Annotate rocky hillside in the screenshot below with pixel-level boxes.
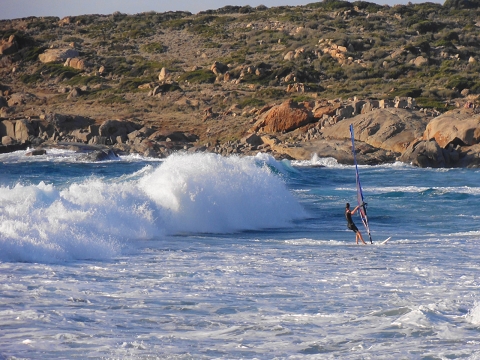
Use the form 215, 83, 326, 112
1, 0, 480, 166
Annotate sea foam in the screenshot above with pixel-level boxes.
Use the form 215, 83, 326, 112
0, 153, 306, 263
139, 152, 306, 234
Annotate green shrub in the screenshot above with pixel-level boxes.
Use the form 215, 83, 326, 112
66, 75, 105, 87
26, 17, 59, 31
434, 39, 455, 48
256, 88, 286, 100
20, 73, 43, 84
63, 36, 84, 44
34, 63, 82, 80
351, 1, 383, 12
140, 42, 165, 54
178, 69, 216, 84
416, 97, 452, 110
118, 78, 152, 91
239, 97, 266, 108
98, 95, 128, 105
102, 57, 131, 76
162, 18, 192, 30
389, 88, 423, 98
19, 46, 46, 63
445, 76, 474, 91
307, 0, 353, 11
413, 21, 446, 34
157, 83, 183, 92
219, 49, 248, 65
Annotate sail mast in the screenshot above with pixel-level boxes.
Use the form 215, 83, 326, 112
349, 124, 373, 244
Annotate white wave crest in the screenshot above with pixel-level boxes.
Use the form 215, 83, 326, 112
139, 153, 306, 234
466, 302, 480, 325
0, 153, 306, 263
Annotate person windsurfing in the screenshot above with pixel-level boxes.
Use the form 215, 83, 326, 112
345, 202, 367, 245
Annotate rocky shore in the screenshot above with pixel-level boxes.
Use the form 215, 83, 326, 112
1, 96, 480, 167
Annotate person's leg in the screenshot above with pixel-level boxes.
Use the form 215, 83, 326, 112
358, 231, 366, 245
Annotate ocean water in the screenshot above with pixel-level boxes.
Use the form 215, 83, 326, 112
1, 149, 480, 359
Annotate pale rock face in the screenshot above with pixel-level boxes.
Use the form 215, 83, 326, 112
39, 49, 80, 63
0, 40, 18, 55
1, 136, 15, 146
423, 109, 480, 148
158, 67, 169, 81
14, 119, 34, 142
283, 51, 295, 61
64, 58, 88, 70
321, 108, 429, 153
412, 56, 428, 67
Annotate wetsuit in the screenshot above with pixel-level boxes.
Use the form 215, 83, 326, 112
345, 209, 359, 233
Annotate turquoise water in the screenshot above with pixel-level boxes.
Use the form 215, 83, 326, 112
1, 150, 480, 358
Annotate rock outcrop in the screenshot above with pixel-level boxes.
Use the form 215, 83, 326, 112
64, 58, 89, 70
98, 119, 140, 141
398, 140, 448, 167
321, 108, 429, 153
39, 49, 79, 63
158, 67, 170, 81
251, 99, 313, 133
0, 35, 18, 55
211, 61, 228, 75
77, 148, 119, 162
45, 113, 94, 132
423, 109, 480, 148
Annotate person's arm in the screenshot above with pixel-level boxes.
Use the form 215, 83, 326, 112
351, 203, 366, 215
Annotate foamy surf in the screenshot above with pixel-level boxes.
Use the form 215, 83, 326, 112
0, 153, 306, 263
139, 153, 306, 234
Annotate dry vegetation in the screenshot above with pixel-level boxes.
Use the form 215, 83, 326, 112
1, 0, 480, 145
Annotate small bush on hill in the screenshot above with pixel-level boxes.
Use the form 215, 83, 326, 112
178, 69, 216, 84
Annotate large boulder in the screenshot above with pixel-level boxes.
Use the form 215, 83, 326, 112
64, 58, 89, 70
242, 133, 263, 146
0, 120, 15, 138
147, 131, 198, 143
423, 109, 480, 148
77, 149, 119, 162
45, 113, 94, 132
99, 119, 139, 139
0, 40, 18, 55
39, 49, 79, 63
398, 140, 447, 168
15, 119, 35, 142
457, 144, 480, 168
2, 136, 15, 146
412, 56, 428, 67
158, 67, 169, 81
71, 128, 93, 143
251, 100, 314, 133
264, 137, 396, 164
321, 108, 429, 153
313, 102, 341, 119
211, 61, 228, 75
7, 93, 25, 107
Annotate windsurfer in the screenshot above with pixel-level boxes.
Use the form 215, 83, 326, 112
345, 203, 367, 245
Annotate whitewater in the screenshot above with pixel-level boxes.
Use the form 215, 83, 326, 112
1, 150, 480, 359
